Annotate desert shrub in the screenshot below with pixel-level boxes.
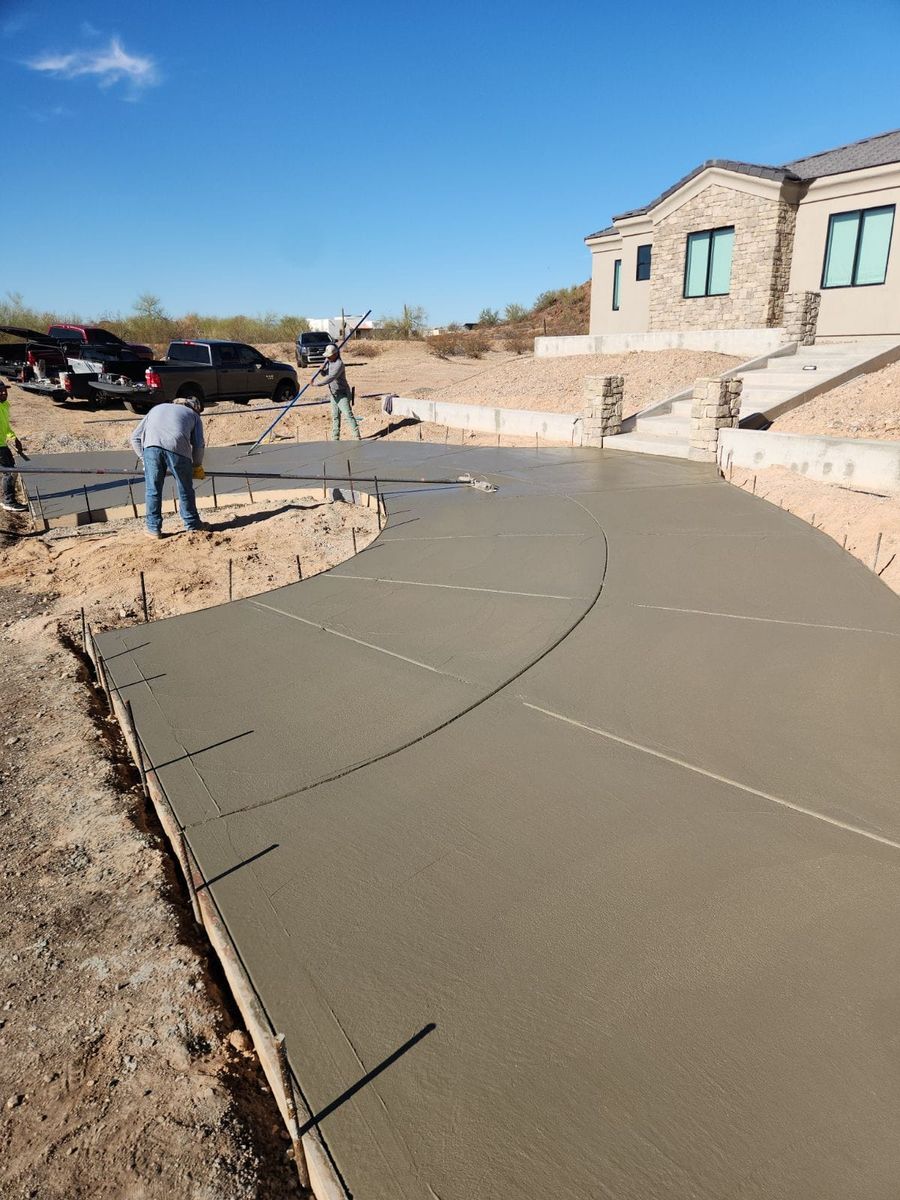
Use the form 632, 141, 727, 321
504, 303, 527, 323
344, 339, 383, 358
503, 330, 533, 355
478, 307, 499, 327
464, 331, 491, 358
425, 332, 460, 358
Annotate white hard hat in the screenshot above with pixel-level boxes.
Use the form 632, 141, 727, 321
324, 343, 338, 357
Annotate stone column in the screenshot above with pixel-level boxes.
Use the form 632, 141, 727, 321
581, 375, 624, 445
689, 377, 743, 462
782, 291, 820, 345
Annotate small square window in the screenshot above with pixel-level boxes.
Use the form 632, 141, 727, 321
612, 259, 621, 311
636, 244, 652, 281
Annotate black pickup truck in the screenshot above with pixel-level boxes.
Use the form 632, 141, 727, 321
0, 326, 68, 379
91, 339, 298, 412
1, 325, 151, 404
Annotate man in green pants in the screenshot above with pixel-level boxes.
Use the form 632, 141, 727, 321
314, 343, 360, 441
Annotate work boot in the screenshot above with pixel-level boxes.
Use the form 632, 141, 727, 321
2, 500, 28, 513
144, 529, 162, 540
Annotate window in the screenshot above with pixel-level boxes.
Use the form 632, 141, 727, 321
612, 259, 621, 311
168, 343, 211, 363
636, 244, 652, 281
822, 205, 894, 288
683, 226, 734, 298
236, 345, 264, 365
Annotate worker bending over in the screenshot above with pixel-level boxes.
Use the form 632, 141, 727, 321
130, 397, 207, 539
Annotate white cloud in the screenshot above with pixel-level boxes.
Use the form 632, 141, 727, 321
27, 36, 158, 91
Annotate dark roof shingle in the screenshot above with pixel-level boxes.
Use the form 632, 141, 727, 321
585, 127, 900, 242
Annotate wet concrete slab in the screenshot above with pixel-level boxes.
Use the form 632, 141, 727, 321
86, 441, 900, 1199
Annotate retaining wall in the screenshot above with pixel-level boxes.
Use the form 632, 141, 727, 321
718, 427, 900, 495
389, 395, 581, 444
534, 329, 789, 359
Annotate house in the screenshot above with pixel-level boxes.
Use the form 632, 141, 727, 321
308, 316, 375, 340
585, 128, 900, 342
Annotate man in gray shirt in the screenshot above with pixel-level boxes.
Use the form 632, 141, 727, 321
130, 397, 206, 538
312, 343, 360, 440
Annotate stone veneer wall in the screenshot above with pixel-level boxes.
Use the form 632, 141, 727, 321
648, 183, 798, 332
782, 291, 821, 345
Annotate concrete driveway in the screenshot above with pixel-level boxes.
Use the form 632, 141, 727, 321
72, 439, 900, 1199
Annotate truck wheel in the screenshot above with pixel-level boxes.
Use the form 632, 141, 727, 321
273, 380, 296, 406
176, 385, 204, 410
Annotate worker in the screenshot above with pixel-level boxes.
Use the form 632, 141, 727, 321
0, 380, 28, 514
313, 343, 360, 441
130, 397, 207, 539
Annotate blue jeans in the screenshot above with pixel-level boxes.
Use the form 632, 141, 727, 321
143, 446, 201, 533
330, 393, 360, 440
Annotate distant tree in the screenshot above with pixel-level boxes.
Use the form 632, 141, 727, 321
504, 303, 527, 323
133, 293, 168, 320
378, 304, 428, 339
478, 307, 499, 326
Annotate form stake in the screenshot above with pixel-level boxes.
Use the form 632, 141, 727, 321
82, 485, 93, 523
245, 475, 254, 504
139, 571, 149, 623
346, 459, 356, 504
211, 475, 218, 509
351, 527, 357, 554
374, 476, 382, 530
80, 607, 87, 654
751, 474, 757, 495
322, 461, 326, 501
127, 478, 138, 520
35, 485, 48, 531
228, 558, 233, 602
872, 531, 883, 571
296, 555, 302, 581
273, 1033, 310, 1189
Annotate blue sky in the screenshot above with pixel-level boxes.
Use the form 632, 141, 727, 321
2, 0, 899, 325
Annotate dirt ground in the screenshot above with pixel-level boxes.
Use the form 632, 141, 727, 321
0, 501, 376, 1200
772, 357, 900, 441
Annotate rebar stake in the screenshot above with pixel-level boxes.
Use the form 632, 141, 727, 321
228, 558, 233, 602
139, 571, 149, 623
351, 527, 358, 555
346, 459, 355, 504
35, 484, 48, 532
273, 1033, 310, 1189
80, 607, 87, 654
873, 531, 883, 571
211, 475, 218, 509
82, 485, 93, 523
374, 476, 382, 531
752, 474, 757, 495
127, 479, 138, 520
322, 461, 326, 501
296, 555, 302, 581
245, 475, 254, 504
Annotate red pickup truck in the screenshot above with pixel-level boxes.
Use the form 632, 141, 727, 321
48, 324, 153, 361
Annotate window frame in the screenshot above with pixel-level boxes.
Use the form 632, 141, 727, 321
636, 244, 652, 282
820, 204, 895, 290
682, 225, 735, 299
612, 258, 622, 311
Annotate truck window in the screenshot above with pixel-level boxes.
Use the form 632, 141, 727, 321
85, 328, 125, 345
168, 342, 213, 364
235, 345, 263, 365
216, 345, 240, 364
49, 326, 81, 342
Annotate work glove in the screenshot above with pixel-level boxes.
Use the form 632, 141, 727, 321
193, 465, 206, 481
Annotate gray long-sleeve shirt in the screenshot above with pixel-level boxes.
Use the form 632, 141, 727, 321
312, 356, 351, 399
130, 403, 205, 466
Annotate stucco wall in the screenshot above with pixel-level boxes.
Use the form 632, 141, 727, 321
789, 164, 900, 338
648, 183, 795, 331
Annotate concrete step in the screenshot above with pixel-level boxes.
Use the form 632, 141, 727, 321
634, 414, 692, 438
607, 431, 690, 459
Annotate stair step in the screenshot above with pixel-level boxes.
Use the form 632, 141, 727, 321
635, 415, 691, 437
608, 432, 690, 459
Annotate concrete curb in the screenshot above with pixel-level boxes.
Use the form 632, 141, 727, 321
718, 427, 900, 495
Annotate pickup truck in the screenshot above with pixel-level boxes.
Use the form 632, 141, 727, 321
91, 339, 298, 412
0, 326, 68, 379
296, 330, 335, 368
48, 324, 153, 361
